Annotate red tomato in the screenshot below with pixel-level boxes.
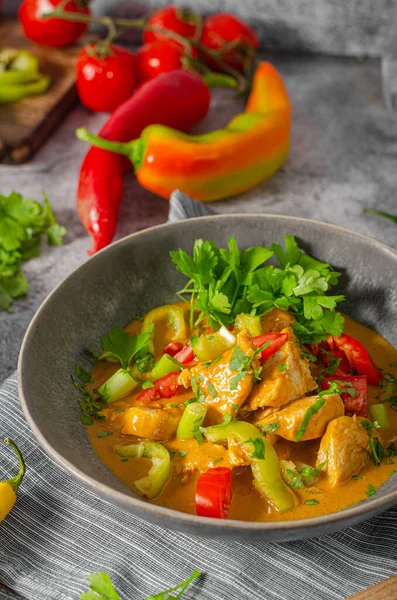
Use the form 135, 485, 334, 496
136, 372, 181, 404
19, 0, 89, 47
201, 13, 259, 71
143, 5, 198, 46
162, 342, 184, 357
76, 44, 136, 113
136, 40, 192, 83
196, 468, 232, 519
252, 332, 288, 364
174, 342, 195, 364
321, 375, 368, 417
331, 334, 382, 386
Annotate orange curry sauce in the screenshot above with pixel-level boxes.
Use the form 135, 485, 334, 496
86, 310, 397, 522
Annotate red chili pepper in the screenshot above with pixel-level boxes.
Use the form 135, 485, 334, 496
174, 342, 195, 364
162, 342, 184, 357
77, 70, 211, 254
195, 467, 232, 519
331, 334, 382, 386
136, 372, 181, 404
252, 332, 289, 364
321, 375, 368, 417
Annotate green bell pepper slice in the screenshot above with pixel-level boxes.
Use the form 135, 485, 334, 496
204, 421, 296, 512
0, 74, 51, 104
141, 305, 188, 354
151, 353, 182, 379
234, 314, 263, 337
193, 326, 236, 361
98, 368, 139, 403
0, 48, 39, 85
115, 441, 171, 499
177, 402, 207, 440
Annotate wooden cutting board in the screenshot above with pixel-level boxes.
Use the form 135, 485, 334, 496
0, 17, 97, 164
346, 574, 397, 599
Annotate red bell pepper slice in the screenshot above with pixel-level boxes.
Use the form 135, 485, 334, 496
136, 372, 181, 404
321, 375, 368, 416
195, 467, 233, 519
331, 334, 382, 386
162, 342, 184, 357
174, 342, 195, 364
252, 332, 288, 364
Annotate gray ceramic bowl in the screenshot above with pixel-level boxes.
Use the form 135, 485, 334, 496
18, 215, 397, 542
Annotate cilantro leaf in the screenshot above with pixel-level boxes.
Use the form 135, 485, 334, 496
101, 327, 152, 369
362, 420, 386, 466
295, 397, 325, 441
244, 436, 265, 459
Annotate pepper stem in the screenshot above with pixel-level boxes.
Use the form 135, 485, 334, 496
4, 438, 26, 494
75, 128, 143, 169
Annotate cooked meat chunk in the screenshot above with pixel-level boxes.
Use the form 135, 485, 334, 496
122, 406, 182, 440
244, 327, 317, 411
174, 443, 231, 475
261, 308, 296, 333
316, 416, 370, 486
179, 330, 258, 425
256, 393, 345, 442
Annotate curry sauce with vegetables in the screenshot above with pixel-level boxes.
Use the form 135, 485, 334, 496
74, 236, 397, 521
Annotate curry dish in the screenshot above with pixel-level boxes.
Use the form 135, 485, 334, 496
74, 236, 397, 521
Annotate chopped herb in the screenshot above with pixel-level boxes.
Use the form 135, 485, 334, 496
213, 456, 222, 463
244, 437, 265, 460
366, 484, 376, 497
295, 397, 325, 441
260, 422, 280, 434
299, 458, 328, 479
75, 365, 93, 384
232, 403, 240, 412
141, 380, 155, 389
191, 375, 206, 403
100, 327, 152, 370
178, 450, 188, 457
352, 475, 362, 480
286, 468, 304, 489
388, 443, 397, 459
87, 347, 101, 360
365, 208, 397, 224
389, 362, 397, 367
362, 420, 386, 466
217, 413, 232, 428
170, 235, 344, 343
391, 470, 396, 476
97, 431, 113, 438
322, 356, 342, 375
114, 409, 124, 414
300, 350, 317, 363
133, 313, 143, 321
207, 383, 217, 398
383, 373, 396, 383
135, 351, 156, 374
230, 371, 247, 390
183, 397, 196, 408
169, 403, 182, 409
120, 457, 128, 463
72, 373, 104, 425
168, 450, 176, 459
229, 346, 251, 372
305, 499, 320, 506
278, 363, 288, 372
204, 354, 223, 368
197, 374, 204, 383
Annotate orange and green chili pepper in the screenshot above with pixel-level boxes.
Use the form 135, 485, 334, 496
0, 438, 26, 522
76, 61, 291, 202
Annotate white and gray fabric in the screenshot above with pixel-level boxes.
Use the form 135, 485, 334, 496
1, 193, 397, 600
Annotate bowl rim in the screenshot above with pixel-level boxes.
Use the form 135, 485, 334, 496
18, 213, 397, 533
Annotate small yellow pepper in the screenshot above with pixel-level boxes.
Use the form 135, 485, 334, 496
0, 438, 26, 522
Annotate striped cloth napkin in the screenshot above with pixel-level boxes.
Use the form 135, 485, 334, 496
1, 191, 397, 600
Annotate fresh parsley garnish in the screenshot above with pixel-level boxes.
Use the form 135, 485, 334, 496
244, 437, 265, 459
389, 362, 397, 367
278, 363, 288, 372
295, 397, 325, 441
72, 370, 104, 425
141, 380, 155, 389
299, 458, 328, 480
213, 456, 222, 463
171, 235, 345, 343
135, 351, 156, 374
305, 499, 319, 506
259, 422, 280, 434
207, 382, 217, 398
383, 373, 396, 383
230, 371, 247, 390
286, 468, 304, 489
178, 450, 188, 457
0, 191, 65, 312
388, 443, 397, 459
101, 327, 152, 370
364, 208, 397, 224
362, 420, 386, 466
75, 365, 93, 384
97, 431, 113, 438
352, 475, 362, 480
366, 484, 376, 497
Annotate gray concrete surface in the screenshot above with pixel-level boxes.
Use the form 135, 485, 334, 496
1, 54, 397, 382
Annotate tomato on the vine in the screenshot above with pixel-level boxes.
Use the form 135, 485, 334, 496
136, 40, 197, 83
143, 5, 199, 47
201, 13, 259, 71
19, 0, 90, 48
76, 44, 136, 113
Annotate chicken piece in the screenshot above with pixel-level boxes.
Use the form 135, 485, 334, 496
227, 437, 250, 467
316, 416, 370, 486
255, 393, 345, 442
244, 327, 317, 411
122, 406, 182, 441
179, 330, 258, 425
261, 308, 296, 333
174, 443, 229, 475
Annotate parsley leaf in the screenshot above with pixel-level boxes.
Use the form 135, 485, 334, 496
207, 382, 217, 398
259, 422, 280, 434
295, 397, 325, 441
230, 371, 247, 390
101, 327, 152, 370
305, 499, 320, 506
286, 468, 304, 489
80, 572, 120, 600
362, 420, 386, 466
244, 437, 265, 459
366, 484, 376, 497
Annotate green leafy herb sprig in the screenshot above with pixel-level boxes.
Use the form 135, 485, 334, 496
0, 191, 66, 311
80, 569, 201, 600
171, 235, 345, 344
